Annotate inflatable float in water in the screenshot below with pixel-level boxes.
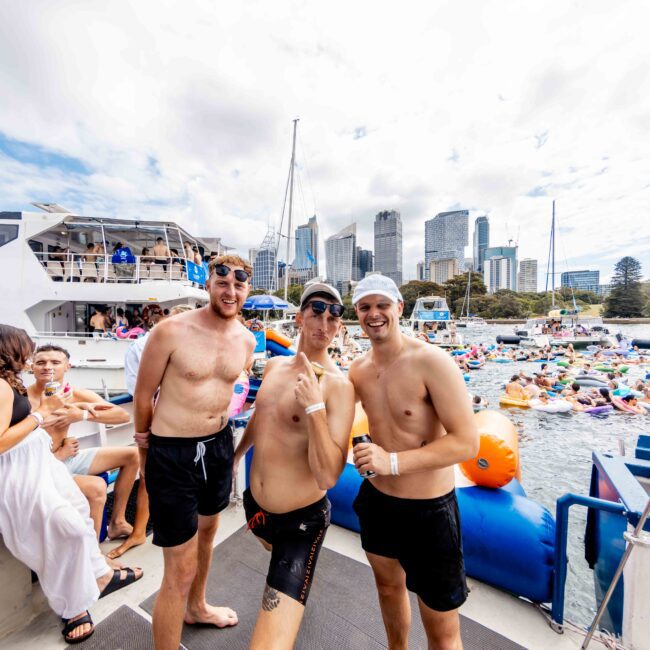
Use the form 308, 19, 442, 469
530, 399, 573, 413
498, 395, 530, 409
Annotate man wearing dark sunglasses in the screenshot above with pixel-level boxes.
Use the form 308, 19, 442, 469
134, 254, 256, 649
349, 274, 479, 650
235, 282, 355, 650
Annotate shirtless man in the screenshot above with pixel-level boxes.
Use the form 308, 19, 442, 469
152, 236, 171, 270
505, 374, 528, 400
234, 283, 355, 650
348, 274, 479, 650
27, 345, 137, 540
134, 254, 256, 650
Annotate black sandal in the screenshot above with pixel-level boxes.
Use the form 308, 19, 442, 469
99, 567, 142, 599
62, 611, 94, 644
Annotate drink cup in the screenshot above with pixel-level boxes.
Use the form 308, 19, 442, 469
352, 434, 376, 478
44, 380, 62, 397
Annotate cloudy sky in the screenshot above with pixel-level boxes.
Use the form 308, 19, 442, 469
1, 0, 649, 286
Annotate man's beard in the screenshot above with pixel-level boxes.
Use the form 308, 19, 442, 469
209, 296, 239, 319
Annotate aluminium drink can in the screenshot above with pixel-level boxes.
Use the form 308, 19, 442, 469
44, 380, 61, 397
352, 434, 376, 478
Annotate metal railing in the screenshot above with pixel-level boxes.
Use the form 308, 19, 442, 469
34, 251, 195, 284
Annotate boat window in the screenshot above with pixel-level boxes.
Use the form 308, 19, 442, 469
0, 224, 18, 248
28, 239, 43, 253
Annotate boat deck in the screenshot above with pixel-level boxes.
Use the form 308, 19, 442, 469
1, 504, 591, 650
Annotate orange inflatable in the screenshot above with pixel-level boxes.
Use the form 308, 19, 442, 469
265, 328, 293, 348
460, 410, 521, 488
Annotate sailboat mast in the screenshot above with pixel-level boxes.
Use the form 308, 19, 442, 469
551, 200, 556, 309
284, 118, 299, 301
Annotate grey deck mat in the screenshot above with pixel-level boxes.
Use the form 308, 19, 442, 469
140, 525, 527, 650
76, 605, 153, 650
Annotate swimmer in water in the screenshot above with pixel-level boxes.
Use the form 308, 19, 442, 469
234, 283, 355, 650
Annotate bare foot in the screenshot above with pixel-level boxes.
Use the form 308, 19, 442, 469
63, 611, 93, 642
107, 521, 134, 540
104, 554, 124, 570
184, 604, 238, 628
106, 533, 146, 559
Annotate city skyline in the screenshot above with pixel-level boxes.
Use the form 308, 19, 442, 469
1, 3, 648, 286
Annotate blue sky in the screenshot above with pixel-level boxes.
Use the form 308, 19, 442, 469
1, 0, 649, 286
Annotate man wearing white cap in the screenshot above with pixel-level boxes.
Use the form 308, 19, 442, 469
349, 274, 479, 650
234, 282, 355, 650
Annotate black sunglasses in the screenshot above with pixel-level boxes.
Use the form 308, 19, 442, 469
306, 300, 345, 318
213, 264, 249, 282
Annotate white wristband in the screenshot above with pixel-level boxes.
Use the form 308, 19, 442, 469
30, 411, 44, 427
81, 410, 89, 421
305, 402, 326, 415
390, 452, 400, 476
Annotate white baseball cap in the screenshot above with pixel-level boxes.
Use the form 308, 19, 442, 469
352, 274, 403, 306
300, 282, 343, 308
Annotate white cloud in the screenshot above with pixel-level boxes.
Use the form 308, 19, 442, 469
0, 0, 649, 285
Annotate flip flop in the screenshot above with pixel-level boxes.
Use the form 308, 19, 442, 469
99, 567, 143, 599
62, 611, 94, 644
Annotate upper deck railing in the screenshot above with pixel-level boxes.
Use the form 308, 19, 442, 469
34, 252, 203, 285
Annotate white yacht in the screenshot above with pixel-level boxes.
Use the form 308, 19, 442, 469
409, 295, 463, 347
0, 203, 225, 393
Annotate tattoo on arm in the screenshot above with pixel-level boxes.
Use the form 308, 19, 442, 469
262, 584, 280, 611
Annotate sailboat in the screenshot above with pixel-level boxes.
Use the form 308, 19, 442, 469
457, 270, 487, 328
512, 201, 616, 348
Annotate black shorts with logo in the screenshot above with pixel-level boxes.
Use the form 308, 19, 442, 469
353, 480, 468, 612
243, 488, 331, 605
146, 425, 233, 547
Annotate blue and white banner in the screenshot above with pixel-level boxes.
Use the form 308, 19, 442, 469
187, 260, 207, 284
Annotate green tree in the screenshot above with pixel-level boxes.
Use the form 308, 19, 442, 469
442, 272, 487, 316
398, 281, 445, 318
273, 284, 303, 306
604, 257, 646, 317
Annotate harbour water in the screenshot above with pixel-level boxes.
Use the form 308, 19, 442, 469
349, 322, 650, 627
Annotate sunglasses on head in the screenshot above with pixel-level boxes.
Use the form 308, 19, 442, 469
213, 264, 249, 282
305, 300, 345, 318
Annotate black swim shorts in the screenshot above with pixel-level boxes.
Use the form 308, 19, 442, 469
353, 480, 468, 612
243, 488, 330, 605
146, 425, 233, 547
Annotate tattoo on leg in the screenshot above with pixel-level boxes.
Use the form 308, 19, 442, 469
262, 584, 280, 611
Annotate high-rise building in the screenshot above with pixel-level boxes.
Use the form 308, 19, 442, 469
251, 230, 277, 291
483, 246, 518, 293
356, 248, 374, 279
325, 224, 357, 294
374, 210, 403, 286
518, 258, 538, 293
293, 215, 319, 285
429, 258, 459, 285
248, 248, 259, 266
416, 261, 425, 281
424, 210, 469, 279
560, 270, 600, 293
473, 216, 489, 273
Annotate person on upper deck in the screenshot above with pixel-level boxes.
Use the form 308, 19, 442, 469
348, 275, 479, 650
234, 282, 355, 650
152, 237, 171, 270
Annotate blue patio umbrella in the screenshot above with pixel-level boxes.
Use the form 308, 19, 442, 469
242, 294, 289, 310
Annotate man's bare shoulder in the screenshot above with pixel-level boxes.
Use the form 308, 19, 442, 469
70, 386, 106, 404
348, 351, 371, 379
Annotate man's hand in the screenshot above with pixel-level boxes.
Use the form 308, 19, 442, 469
54, 437, 79, 460
38, 390, 72, 415
43, 404, 86, 429
78, 403, 112, 418
353, 442, 391, 476
294, 353, 323, 410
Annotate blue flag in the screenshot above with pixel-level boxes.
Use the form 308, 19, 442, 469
306, 249, 316, 267
187, 261, 206, 284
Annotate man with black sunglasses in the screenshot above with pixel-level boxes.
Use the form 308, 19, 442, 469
235, 282, 355, 650
134, 254, 256, 650
349, 274, 479, 650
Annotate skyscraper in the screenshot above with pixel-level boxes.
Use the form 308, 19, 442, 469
429, 258, 460, 284
473, 216, 489, 273
416, 261, 425, 281
560, 270, 600, 293
248, 248, 259, 266
424, 210, 469, 279
325, 224, 356, 294
252, 229, 277, 291
518, 259, 538, 293
483, 246, 518, 293
374, 210, 403, 286
292, 215, 319, 285
356, 248, 374, 279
